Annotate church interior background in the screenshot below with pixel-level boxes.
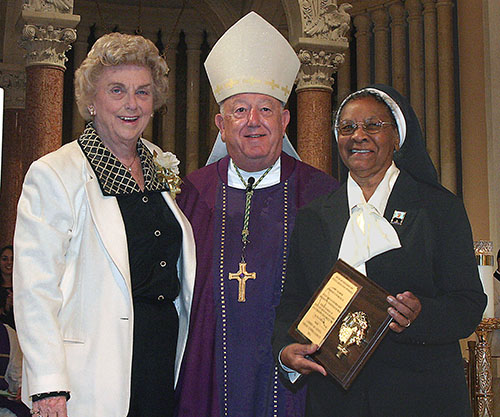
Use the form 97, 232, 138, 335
1, 0, 500, 414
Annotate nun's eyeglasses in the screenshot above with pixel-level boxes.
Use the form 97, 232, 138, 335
336, 119, 395, 136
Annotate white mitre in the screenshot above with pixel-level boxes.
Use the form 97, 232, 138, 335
204, 11, 300, 104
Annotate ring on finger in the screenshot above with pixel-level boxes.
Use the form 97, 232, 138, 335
405, 319, 411, 328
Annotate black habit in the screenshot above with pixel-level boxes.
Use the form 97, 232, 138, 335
273, 85, 486, 417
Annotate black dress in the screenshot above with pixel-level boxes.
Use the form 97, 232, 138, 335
118, 191, 182, 417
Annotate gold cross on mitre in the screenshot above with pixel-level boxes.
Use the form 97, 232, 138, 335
229, 263, 256, 302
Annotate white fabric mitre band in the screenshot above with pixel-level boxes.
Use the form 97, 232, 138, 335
204, 11, 300, 104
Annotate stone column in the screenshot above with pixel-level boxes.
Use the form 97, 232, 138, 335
0, 66, 26, 246
389, 1, 407, 96
19, 4, 80, 169
406, 0, 425, 130
436, 0, 456, 193
71, 28, 89, 140
292, 1, 351, 174
184, 31, 203, 174
336, 32, 352, 105
206, 33, 220, 153
422, 0, 440, 173
296, 49, 345, 174
162, 44, 177, 153
353, 14, 371, 88
371, 7, 390, 85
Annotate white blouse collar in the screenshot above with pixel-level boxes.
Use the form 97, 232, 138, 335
339, 162, 401, 275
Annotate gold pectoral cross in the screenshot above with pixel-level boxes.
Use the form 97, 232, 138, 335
228, 263, 256, 302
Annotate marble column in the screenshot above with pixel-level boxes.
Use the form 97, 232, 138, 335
24, 66, 66, 166
296, 49, 345, 174
371, 7, 390, 85
19, 6, 79, 168
296, 90, 332, 174
0, 67, 26, 246
353, 14, 372, 88
422, 0, 440, 174
389, 1, 407, 97
184, 31, 203, 174
436, 0, 457, 193
162, 44, 177, 153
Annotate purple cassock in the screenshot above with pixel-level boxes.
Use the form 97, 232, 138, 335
175, 152, 339, 417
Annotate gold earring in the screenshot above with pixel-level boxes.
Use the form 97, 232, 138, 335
88, 106, 96, 117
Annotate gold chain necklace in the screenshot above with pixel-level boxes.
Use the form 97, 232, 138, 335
121, 154, 138, 172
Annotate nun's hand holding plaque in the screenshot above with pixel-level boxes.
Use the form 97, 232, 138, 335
288, 259, 393, 390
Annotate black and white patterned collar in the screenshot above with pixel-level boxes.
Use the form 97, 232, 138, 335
78, 123, 168, 196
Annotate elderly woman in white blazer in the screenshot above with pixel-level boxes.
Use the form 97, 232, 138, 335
13, 33, 195, 417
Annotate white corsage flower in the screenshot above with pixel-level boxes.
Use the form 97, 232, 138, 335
153, 150, 182, 197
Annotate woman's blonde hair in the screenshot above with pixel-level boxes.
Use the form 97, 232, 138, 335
75, 32, 169, 120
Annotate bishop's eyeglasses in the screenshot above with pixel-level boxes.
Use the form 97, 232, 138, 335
336, 119, 395, 136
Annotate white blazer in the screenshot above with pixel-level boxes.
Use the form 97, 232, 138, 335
13, 140, 196, 416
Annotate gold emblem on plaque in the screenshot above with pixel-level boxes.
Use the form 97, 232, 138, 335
336, 311, 370, 358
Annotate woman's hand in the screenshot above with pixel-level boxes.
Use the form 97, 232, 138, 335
387, 291, 422, 333
280, 343, 327, 376
31, 396, 67, 417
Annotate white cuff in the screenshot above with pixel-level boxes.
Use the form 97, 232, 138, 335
278, 346, 302, 383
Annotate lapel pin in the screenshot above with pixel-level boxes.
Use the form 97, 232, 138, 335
390, 210, 406, 225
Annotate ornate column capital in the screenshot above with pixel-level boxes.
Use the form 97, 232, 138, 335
293, 0, 352, 92
18, 2, 80, 69
296, 49, 345, 92
0, 65, 27, 109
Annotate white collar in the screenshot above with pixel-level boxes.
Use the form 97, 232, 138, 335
227, 157, 281, 189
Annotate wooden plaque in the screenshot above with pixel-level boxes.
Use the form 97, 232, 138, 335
288, 259, 393, 390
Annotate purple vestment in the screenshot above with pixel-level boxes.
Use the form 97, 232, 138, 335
175, 153, 338, 417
